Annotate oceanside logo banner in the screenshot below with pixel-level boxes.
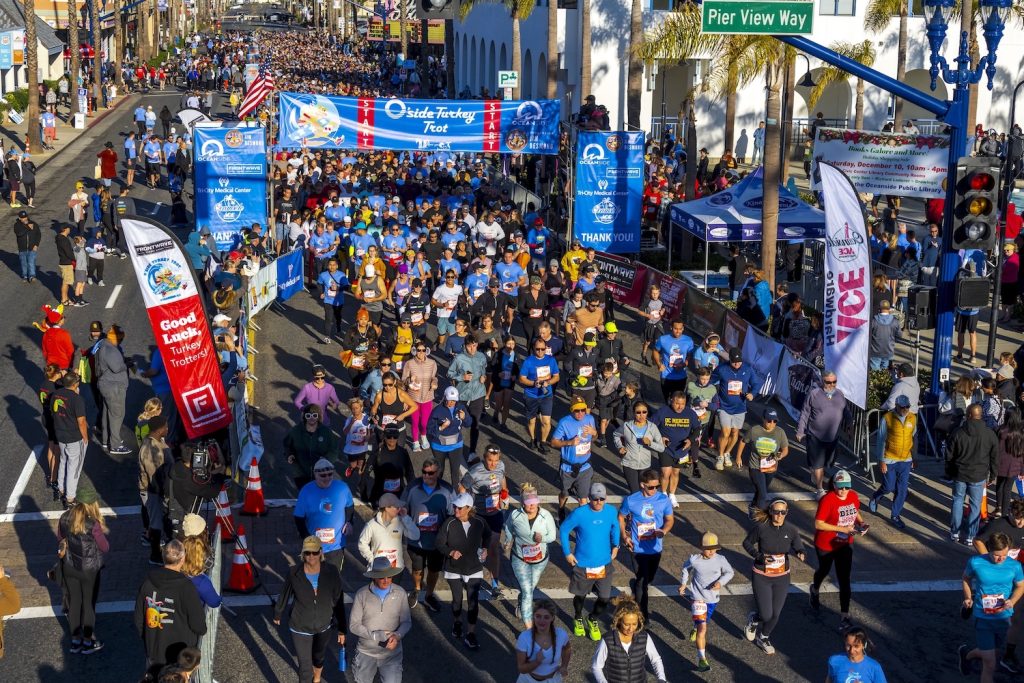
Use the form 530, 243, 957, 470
276, 92, 561, 154
121, 216, 232, 438
573, 131, 645, 254
193, 126, 268, 253
276, 248, 305, 303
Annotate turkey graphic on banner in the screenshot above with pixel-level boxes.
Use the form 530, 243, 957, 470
121, 216, 232, 437
819, 161, 871, 410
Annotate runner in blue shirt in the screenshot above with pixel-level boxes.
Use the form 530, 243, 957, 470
294, 459, 354, 569
711, 348, 755, 471
653, 391, 703, 504
518, 338, 560, 452
652, 319, 694, 401
826, 627, 888, 683
317, 258, 350, 342
550, 397, 599, 522
123, 131, 138, 189
308, 224, 335, 277
959, 533, 1024, 680
559, 482, 619, 640
142, 136, 163, 188
495, 246, 527, 297
526, 218, 551, 272
464, 261, 490, 305
618, 469, 674, 620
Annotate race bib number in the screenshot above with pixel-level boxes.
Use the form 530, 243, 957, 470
548, 287, 562, 297
529, 308, 543, 318
521, 543, 543, 563
759, 457, 777, 473
383, 478, 401, 492
637, 521, 657, 541
764, 553, 786, 576
575, 441, 591, 457
585, 566, 606, 580
691, 600, 708, 620
579, 365, 593, 378
411, 312, 424, 324
315, 528, 336, 545
727, 380, 743, 396
381, 415, 396, 426
376, 547, 399, 568
351, 356, 366, 369
356, 248, 365, 257
536, 366, 551, 381
417, 512, 438, 532
669, 354, 683, 368
444, 300, 456, 311
693, 406, 707, 418
650, 310, 662, 322
982, 594, 1006, 614
503, 281, 515, 292
485, 494, 500, 513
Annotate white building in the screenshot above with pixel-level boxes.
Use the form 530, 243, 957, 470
454, 0, 1024, 156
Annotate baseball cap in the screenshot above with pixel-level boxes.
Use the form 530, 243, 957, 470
452, 492, 474, 508
605, 322, 618, 334
313, 458, 335, 472
729, 348, 743, 362
764, 409, 779, 422
549, 258, 559, 267
212, 313, 231, 324
534, 217, 544, 226
589, 482, 607, 499
89, 320, 103, 333
444, 386, 459, 401
17, 210, 27, 218
378, 493, 401, 508
529, 275, 542, 286
76, 483, 99, 505
701, 532, 721, 550
833, 470, 853, 489
488, 277, 500, 287
301, 536, 323, 554
583, 332, 597, 346
895, 395, 911, 408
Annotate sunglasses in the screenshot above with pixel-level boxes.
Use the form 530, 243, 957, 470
764, 419, 777, 423
770, 509, 788, 515
641, 484, 658, 490
591, 497, 607, 502
572, 408, 587, 414
304, 413, 320, 420
823, 380, 837, 385
635, 410, 648, 415
416, 348, 427, 353
303, 550, 321, 556
383, 382, 395, 387
422, 469, 438, 476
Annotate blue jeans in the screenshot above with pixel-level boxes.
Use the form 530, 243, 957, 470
18, 249, 36, 279
871, 460, 911, 518
869, 356, 891, 371
510, 555, 549, 625
951, 479, 987, 540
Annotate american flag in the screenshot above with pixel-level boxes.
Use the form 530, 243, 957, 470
238, 58, 275, 120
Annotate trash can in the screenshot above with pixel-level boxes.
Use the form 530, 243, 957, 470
73, 113, 85, 129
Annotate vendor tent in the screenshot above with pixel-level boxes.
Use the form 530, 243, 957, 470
669, 167, 826, 242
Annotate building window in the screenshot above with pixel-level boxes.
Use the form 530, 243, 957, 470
819, 0, 856, 15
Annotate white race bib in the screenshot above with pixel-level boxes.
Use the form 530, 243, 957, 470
529, 308, 543, 318
417, 512, 438, 532
315, 528, 336, 545
637, 521, 657, 541
982, 594, 1006, 614
574, 441, 591, 457
521, 543, 543, 563
727, 380, 743, 396
536, 366, 551, 381
764, 553, 786, 575
579, 365, 593, 377
376, 547, 399, 567
691, 600, 708, 617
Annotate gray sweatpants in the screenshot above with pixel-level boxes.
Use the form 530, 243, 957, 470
352, 649, 403, 683
59, 439, 88, 501
98, 383, 127, 449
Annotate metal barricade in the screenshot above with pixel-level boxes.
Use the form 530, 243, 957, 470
845, 402, 941, 487
196, 536, 223, 683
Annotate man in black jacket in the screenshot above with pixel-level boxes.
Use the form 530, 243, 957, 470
947, 404, 1000, 544
165, 447, 228, 538
134, 540, 207, 680
55, 223, 75, 305
13, 210, 40, 282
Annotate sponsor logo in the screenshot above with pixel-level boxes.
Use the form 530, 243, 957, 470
181, 383, 225, 427
504, 128, 528, 152
225, 163, 264, 175
224, 129, 244, 148
708, 192, 734, 207
783, 227, 806, 237
606, 134, 622, 152
215, 193, 245, 223
511, 101, 545, 125
597, 179, 609, 192
579, 143, 606, 164
593, 197, 619, 225
826, 222, 866, 263
709, 227, 729, 239
198, 140, 224, 159
787, 363, 820, 412
133, 239, 174, 257
144, 257, 189, 301
742, 197, 799, 210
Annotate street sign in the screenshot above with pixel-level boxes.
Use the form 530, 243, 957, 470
503, 87, 513, 101
701, 0, 814, 35
498, 70, 518, 89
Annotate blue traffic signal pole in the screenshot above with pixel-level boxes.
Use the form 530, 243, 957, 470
777, 33, 972, 399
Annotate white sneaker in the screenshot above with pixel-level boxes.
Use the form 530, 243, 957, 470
724, 456, 734, 468
420, 435, 429, 450
670, 493, 679, 508
715, 457, 725, 471
816, 488, 827, 500
98, 280, 105, 287
411, 440, 421, 452
744, 612, 759, 642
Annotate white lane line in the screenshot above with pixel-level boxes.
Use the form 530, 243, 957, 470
4, 447, 43, 514
105, 284, 123, 309
0, 491, 819, 523
5, 580, 963, 620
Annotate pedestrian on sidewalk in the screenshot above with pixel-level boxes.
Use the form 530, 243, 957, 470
57, 484, 108, 655
948, 404, 999, 545
71, 235, 89, 306
868, 395, 916, 530
20, 152, 35, 207
13, 209, 39, 282
5, 149, 20, 207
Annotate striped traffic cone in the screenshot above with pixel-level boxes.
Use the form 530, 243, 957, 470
214, 483, 235, 543
240, 457, 267, 516
224, 523, 259, 593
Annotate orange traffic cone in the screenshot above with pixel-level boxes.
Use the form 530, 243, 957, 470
214, 483, 236, 543
240, 457, 267, 516
224, 523, 259, 593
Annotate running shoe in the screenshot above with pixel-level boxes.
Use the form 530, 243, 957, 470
452, 620, 463, 639
755, 636, 775, 655
689, 629, 697, 642
714, 457, 725, 471
692, 467, 702, 479
724, 456, 734, 468
816, 489, 827, 500
697, 656, 711, 672
573, 618, 585, 637
838, 617, 853, 633
958, 644, 970, 675
109, 446, 132, 456
407, 591, 418, 609
587, 617, 601, 641
463, 632, 480, 650
670, 493, 679, 508
69, 639, 82, 654
891, 516, 906, 531
868, 497, 877, 514
420, 435, 429, 450
809, 584, 820, 611
424, 593, 442, 613
80, 640, 104, 655
1000, 654, 1021, 674
744, 612, 759, 642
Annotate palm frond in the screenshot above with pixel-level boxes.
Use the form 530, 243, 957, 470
807, 40, 875, 108
635, 4, 718, 61
863, 0, 902, 33
506, 0, 536, 20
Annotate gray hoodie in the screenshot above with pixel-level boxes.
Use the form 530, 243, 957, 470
680, 552, 735, 604
869, 312, 898, 360
613, 421, 665, 470
94, 338, 128, 389
348, 582, 412, 658
882, 376, 921, 415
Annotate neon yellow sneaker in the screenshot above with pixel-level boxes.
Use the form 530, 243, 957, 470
573, 618, 585, 637
587, 617, 601, 641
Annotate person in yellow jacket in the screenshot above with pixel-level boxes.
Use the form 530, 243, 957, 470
0, 564, 22, 658
561, 240, 587, 285
867, 395, 916, 531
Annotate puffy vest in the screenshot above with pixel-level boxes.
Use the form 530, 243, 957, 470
883, 412, 917, 461
601, 630, 649, 683
58, 513, 103, 572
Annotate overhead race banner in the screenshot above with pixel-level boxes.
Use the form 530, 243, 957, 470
121, 216, 233, 438
193, 126, 268, 253
277, 92, 561, 154
573, 131, 645, 254
820, 161, 871, 409
812, 127, 949, 198
276, 248, 305, 302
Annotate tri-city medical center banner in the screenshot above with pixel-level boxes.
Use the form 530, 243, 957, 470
277, 92, 560, 154
122, 216, 233, 438
574, 131, 645, 254
193, 126, 268, 253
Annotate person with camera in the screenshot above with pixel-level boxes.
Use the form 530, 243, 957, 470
349, 556, 412, 683
165, 441, 228, 540
274, 536, 346, 683
295, 458, 355, 571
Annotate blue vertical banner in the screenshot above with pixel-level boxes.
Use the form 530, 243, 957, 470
193, 127, 268, 253
573, 131, 645, 254
275, 248, 305, 302
0, 32, 13, 71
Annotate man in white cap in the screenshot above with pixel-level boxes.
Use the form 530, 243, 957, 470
358, 493, 420, 577
559, 481, 619, 640
349, 556, 411, 683
294, 458, 354, 570
427, 386, 471, 482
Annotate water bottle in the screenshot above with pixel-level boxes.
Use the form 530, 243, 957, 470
339, 646, 346, 672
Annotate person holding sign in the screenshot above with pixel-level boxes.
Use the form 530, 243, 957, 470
742, 499, 806, 656
736, 409, 790, 519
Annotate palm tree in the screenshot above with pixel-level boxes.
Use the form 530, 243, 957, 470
506, 0, 536, 100
25, 0, 41, 154
807, 40, 876, 130
864, 0, 907, 129
69, 0, 81, 116
113, 0, 123, 87
400, 0, 408, 60
91, 0, 103, 110
580, 0, 591, 101
761, 45, 786, 292
625, 0, 643, 128
546, 0, 556, 99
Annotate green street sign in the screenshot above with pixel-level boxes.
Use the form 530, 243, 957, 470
701, 0, 814, 35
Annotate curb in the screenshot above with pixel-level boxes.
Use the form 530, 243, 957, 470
34, 92, 142, 172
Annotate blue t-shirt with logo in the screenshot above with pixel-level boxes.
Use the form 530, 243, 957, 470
654, 333, 693, 380
622, 491, 673, 554
495, 261, 526, 296
294, 480, 353, 553
552, 414, 595, 471
519, 354, 559, 399
827, 655, 887, 683
965, 554, 1024, 620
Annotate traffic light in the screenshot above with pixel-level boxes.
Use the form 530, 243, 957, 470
418, 0, 455, 19
952, 156, 1001, 251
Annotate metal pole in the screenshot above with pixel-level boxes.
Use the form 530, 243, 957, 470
985, 79, 1024, 366
915, 329, 921, 376
660, 63, 667, 145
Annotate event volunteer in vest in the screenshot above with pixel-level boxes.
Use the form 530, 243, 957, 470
590, 597, 668, 683
294, 459, 354, 570
867, 394, 916, 531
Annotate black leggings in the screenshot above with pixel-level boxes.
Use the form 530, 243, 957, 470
87, 258, 104, 282
448, 577, 482, 625
63, 563, 101, 639
290, 628, 332, 683
322, 301, 343, 336
996, 476, 1017, 518
632, 552, 662, 619
751, 571, 790, 638
622, 467, 644, 495
812, 544, 853, 613
572, 595, 609, 620
465, 397, 484, 453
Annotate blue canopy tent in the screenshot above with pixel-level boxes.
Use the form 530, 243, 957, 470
667, 167, 826, 286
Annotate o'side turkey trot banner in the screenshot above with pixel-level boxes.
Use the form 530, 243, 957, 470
819, 162, 871, 409
121, 216, 233, 438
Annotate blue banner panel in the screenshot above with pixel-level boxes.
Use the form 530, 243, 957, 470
277, 92, 560, 154
573, 131, 645, 254
276, 248, 305, 302
193, 126, 268, 253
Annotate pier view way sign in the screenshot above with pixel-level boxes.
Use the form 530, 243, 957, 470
701, 0, 814, 35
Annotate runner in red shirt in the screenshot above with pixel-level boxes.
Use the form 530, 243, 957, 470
809, 469, 868, 633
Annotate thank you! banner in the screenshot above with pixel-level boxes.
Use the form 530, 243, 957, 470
573, 131, 644, 254
121, 216, 233, 438
820, 162, 871, 409
277, 92, 561, 154
193, 126, 268, 253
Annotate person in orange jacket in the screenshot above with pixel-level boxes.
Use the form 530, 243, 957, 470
41, 305, 75, 370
